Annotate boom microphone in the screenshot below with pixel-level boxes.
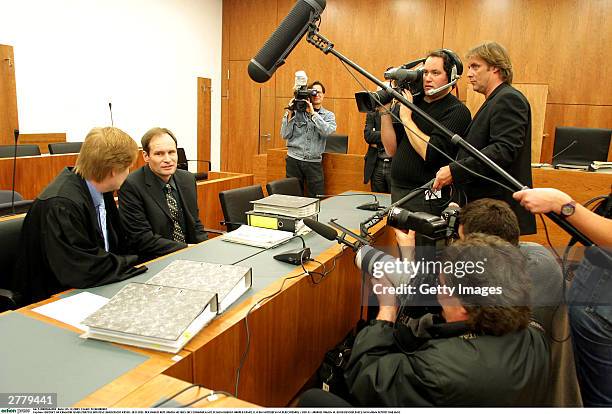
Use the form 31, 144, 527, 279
248, 0, 326, 83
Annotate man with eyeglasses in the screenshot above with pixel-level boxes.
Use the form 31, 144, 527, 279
281, 80, 336, 197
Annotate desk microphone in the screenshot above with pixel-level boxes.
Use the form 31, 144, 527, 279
10, 129, 19, 214
303, 217, 365, 251
315, 193, 384, 211
551, 139, 577, 162
108, 102, 114, 126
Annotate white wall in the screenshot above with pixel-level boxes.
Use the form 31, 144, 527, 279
0, 0, 222, 169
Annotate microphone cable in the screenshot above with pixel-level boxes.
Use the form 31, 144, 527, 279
153, 383, 234, 408
338, 59, 516, 195
233, 235, 346, 398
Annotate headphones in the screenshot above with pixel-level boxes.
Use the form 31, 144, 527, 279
439, 48, 463, 84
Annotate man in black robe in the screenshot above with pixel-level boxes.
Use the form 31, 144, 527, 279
11, 127, 145, 305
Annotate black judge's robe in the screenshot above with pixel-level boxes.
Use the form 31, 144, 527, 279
11, 167, 144, 304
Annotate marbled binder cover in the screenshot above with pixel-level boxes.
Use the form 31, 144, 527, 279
146, 259, 251, 303
83, 282, 216, 340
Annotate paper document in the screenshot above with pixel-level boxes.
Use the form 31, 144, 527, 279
221, 225, 294, 248
32, 292, 109, 331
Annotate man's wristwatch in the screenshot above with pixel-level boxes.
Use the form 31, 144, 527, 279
560, 200, 576, 217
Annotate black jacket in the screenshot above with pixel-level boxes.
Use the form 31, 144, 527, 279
118, 165, 207, 261
11, 168, 141, 304
450, 83, 536, 234
345, 318, 550, 407
363, 111, 383, 184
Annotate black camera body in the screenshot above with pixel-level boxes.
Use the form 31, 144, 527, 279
387, 205, 461, 242
355, 65, 424, 113
289, 86, 318, 112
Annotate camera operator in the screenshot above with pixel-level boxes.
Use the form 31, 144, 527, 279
345, 233, 550, 407
281, 80, 336, 197
380, 49, 471, 215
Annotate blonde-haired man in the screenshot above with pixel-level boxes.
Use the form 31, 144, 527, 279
432, 41, 536, 235
12, 127, 145, 304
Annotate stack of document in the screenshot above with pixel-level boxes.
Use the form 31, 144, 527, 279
82, 259, 252, 353
221, 224, 294, 248
251, 194, 320, 218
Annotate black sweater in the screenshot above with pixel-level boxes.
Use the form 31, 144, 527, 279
390, 93, 471, 190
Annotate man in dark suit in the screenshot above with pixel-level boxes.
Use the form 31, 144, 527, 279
432, 41, 536, 234
363, 110, 392, 192
119, 127, 207, 261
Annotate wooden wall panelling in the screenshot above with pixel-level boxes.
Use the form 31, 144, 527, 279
266, 148, 368, 195
329, 98, 368, 155
542, 104, 612, 163
197, 78, 212, 169
444, 0, 612, 105
18, 132, 66, 154
196, 173, 254, 232
221, 96, 229, 171
252, 154, 268, 187
0, 154, 77, 199
275, 0, 446, 100
221, 0, 230, 98
466, 84, 549, 163
0, 44, 19, 146
226, 0, 279, 61
226, 60, 275, 173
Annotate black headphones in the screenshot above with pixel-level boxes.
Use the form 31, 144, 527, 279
439, 49, 463, 84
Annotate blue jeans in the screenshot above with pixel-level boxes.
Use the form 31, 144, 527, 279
567, 248, 612, 407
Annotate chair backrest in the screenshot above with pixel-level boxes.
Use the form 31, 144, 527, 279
266, 177, 303, 197
324, 134, 349, 154
0, 145, 41, 158
466, 83, 549, 163
219, 184, 264, 231
552, 126, 611, 166
177, 147, 189, 170
0, 216, 24, 286
0, 190, 23, 203
48, 141, 83, 154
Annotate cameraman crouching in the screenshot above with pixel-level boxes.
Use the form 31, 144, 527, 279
281, 80, 336, 197
345, 233, 550, 406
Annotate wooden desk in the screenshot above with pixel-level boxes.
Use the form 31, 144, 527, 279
0, 154, 77, 199
7, 193, 390, 407
16, 297, 193, 408
112, 374, 259, 408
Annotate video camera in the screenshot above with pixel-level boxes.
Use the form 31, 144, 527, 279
386, 204, 461, 243
288, 70, 318, 112
355, 58, 425, 113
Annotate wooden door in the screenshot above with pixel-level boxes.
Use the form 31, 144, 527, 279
0, 44, 19, 146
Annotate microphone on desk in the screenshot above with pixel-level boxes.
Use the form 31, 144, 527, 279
315, 193, 384, 211
10, 129, 19, 214
303, 217, 365, 251
551, 139, 577, 163
108, 102, 114, 126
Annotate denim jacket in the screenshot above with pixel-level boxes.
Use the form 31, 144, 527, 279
281, 106, 337, 162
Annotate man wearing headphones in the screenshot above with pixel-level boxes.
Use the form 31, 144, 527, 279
381, 49, 471, 215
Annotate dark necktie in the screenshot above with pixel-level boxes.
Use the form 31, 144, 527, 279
164, 183, 186, 243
